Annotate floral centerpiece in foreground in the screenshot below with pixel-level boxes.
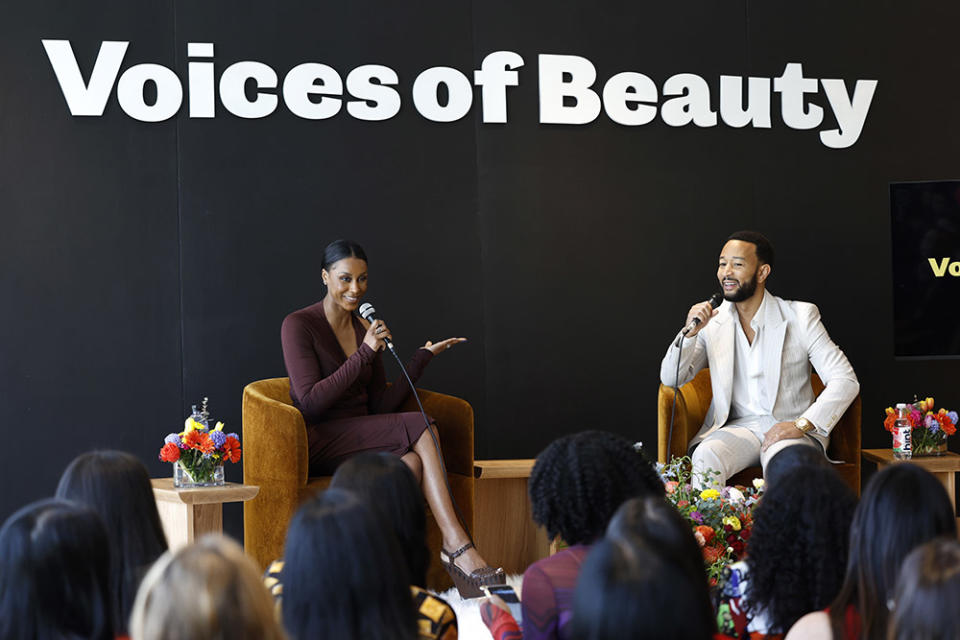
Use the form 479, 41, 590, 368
659, 457, 764, 585
883, 397, 957, 456
158, 407, 241, 487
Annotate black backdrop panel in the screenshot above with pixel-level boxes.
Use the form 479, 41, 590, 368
3, 0, 960, 531
0, 2, 181, 517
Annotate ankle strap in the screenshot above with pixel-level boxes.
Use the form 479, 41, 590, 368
447, 542, 475, 560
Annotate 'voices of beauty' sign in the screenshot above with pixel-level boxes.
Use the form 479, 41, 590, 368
42, 40, 877, 149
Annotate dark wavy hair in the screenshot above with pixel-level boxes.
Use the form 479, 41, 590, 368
828, 464, 956, 640
321, 239, 367, 272
572, 497, 715, 640
888, 537, 960, 640
0, 499, 113, 640
282, 488, 416, 640
331, 452, 429, 587
745, 466, 856, 634
529, 431, 663, 545
56, 450, 168, 635
726, 230, 774, 267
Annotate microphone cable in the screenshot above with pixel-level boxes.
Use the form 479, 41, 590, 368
666, 331, 685, 464
385, 342, 476, 545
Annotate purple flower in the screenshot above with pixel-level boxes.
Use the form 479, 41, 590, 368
926, 415, 940, 433
164, 433, 181, 445
949, 411, 959, 425
210, 430, 227, 448
227, 432, 240, 441
691, 511, 704, 524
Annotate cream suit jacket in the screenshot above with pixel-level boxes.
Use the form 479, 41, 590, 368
659, 291, 860, 452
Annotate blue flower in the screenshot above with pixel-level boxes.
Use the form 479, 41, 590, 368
164, 433, 181, 445
949, 412, 959, 425
227, 432, 239, 441
210, 430, 227, 448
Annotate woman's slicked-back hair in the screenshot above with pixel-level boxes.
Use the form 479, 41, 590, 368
0, 498, 113, 640
888, 537, 960, 640
130, 535, 286, 640
745, 466, 856, 634
56, 450, 168, 635
281, 488, 416, 640
529, 431, 663, 545
829, 463, 956, 640
321, 239, 368, 272
573, 498, 715, 640
331, 452, 429, 587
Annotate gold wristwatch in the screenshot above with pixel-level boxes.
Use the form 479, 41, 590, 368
794, 417, 815, 434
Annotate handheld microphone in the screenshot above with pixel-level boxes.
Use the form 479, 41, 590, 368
681, 293, 724, 336
358, 302, 396, 354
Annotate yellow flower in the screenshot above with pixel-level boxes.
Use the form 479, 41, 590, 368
183, 417, 203, 432
752, 478, 765, 490
885, 406, 894, 415
214, 421, 225, 431
700, 489, 721, 500
925, 397, 935, 411
723, 516, 742, 531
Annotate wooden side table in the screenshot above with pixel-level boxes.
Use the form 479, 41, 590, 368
152, 478, 260, 549
862, 449, 960, 512
473, 459, 553, 576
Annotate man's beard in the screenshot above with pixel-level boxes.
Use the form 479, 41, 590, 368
723, 270, 759, 302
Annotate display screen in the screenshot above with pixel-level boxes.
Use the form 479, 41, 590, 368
890, 180, 960, 357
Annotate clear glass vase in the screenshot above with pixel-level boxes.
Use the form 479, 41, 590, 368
912, 429, 948, 457
173, 460, 225, 487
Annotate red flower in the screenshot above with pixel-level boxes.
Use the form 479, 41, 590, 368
695, 525, 715, 544
184, 430, 215, 454
883, 413, 896, 433
703, 545, 722, 563
222, 436, 242, 463
677, 500, 689, 508
159, 442, 180, 463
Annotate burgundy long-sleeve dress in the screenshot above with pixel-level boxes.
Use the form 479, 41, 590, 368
281, 302, 433, 475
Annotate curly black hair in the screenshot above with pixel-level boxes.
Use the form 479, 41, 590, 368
745, 465, 857, 634
529, 431, 663, 545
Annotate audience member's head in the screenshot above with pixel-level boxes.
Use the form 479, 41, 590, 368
746, 465, 857, 634
0, 498, 113, 640
763, 444, 829, 487
56, 450, 168, 635
573, 496, 715, 640
888, 537, 960, 640
130, 535, 285, 640
529, 431, 663, 545
281, 488, 416, 640
331, 451, 429, 587
829, 463, 956, 640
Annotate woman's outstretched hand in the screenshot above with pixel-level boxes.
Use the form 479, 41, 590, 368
422, 337, 467, 355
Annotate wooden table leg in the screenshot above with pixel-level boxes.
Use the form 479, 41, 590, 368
933, 471, 956, 510
474, 477, 551, 575
155, 501, 223, 549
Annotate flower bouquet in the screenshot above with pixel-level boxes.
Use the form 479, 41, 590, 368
158, 404, 241, 487
883, 397, 957, 456
658, 457, 764, 585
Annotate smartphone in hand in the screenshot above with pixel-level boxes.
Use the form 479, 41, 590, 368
481, 584, 522, 624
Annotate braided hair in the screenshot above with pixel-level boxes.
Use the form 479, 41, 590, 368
529, 431, 663, 545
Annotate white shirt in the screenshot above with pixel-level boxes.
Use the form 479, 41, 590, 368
729, 294, 774, 432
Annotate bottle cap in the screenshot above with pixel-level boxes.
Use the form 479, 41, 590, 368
896, 403, 907, 408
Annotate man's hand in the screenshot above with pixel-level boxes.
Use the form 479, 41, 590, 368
761, 421, 806, 452
684, 300, 720, 338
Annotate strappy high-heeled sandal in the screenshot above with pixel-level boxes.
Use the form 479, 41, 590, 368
440, 542, 505, 599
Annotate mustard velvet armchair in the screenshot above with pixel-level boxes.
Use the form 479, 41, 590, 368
242, 377, 475, 591
657, 370, 861, 494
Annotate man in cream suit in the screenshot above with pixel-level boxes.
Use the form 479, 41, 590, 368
660, 231, 859, 486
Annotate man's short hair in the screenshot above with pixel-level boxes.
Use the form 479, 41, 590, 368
726, 230, 775, 267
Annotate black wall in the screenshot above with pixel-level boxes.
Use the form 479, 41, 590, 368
4, 0, 960, 536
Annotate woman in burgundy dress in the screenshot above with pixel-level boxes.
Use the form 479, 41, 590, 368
281, 239, 502, 597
